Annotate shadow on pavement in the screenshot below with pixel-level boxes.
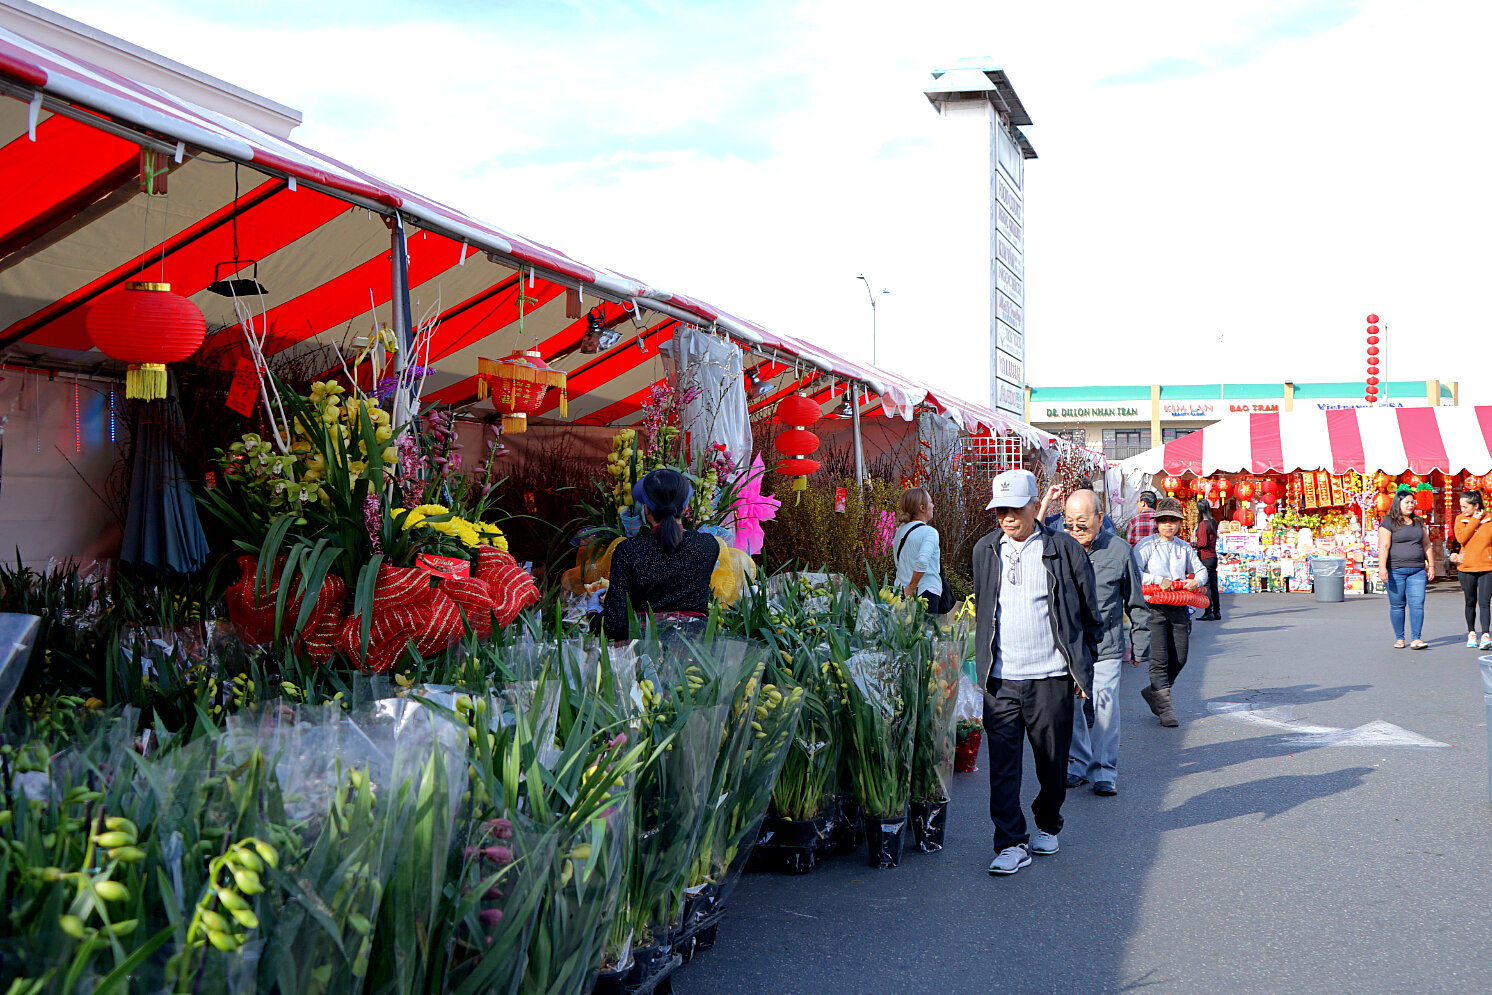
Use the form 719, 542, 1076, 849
1158, 767, 1375, 829
1209, 683, 1371, 706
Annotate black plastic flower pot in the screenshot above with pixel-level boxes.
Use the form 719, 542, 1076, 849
832, 794, 865, 854
863, 811, 909, 869
627, 942, 682, 995
748, 811, 834, 874
910, 799, 949, 853
590, 965, 629, 995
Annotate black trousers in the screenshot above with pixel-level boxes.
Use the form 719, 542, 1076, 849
1200, 555, 1220, 616
983, 676, 1075, 850
1460, 570, 1492, 633
1147, 604, 1191, 691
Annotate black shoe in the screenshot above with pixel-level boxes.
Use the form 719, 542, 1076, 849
1092, 781, 1117, 796
1066, 773, 1089, 789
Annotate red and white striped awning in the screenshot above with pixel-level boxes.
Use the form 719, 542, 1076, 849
1120, 405, 1492, 477
0, 22, 1049, 445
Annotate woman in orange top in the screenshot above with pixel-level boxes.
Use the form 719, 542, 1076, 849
1453, 489, 1492, 650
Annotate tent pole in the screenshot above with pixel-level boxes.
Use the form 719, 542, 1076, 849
851, 383, 866, 491
389, 214, 416, 429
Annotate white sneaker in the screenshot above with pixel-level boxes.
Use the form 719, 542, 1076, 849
1030, 831, 1060, 855
988, 844, 1031, 875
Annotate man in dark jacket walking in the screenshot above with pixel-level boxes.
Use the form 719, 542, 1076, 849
1061, 489, 1147, 797
974, 470, 1105, 876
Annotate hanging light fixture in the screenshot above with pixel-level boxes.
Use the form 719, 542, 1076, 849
207, 164, 268, 297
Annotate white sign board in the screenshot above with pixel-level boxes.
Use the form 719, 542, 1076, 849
996, 377, 1024, 415
996, 349, 1023, 385
995, 124, 1023, 189
995, 171, 1023, 226
996, 318, 1023, 359
995, 261, 1023, 305
995, 199, 1023, 245
995, 231, 1023, 279
996, 292, 1023, 334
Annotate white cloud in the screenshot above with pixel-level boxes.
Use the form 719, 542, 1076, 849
36, 0, 1492, 406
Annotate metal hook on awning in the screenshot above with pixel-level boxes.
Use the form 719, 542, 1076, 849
174, 141, 185, 164
458, 238, 467, 266
27, 91, 41, 141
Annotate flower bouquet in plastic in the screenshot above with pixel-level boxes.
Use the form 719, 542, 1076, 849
909, 638, 961, 852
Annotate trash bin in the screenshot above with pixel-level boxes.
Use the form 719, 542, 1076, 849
1482, 656, 1492, 804
1310, 557, 1346, 603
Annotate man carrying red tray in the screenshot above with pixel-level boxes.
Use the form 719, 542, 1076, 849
1132, 496, 1209, 728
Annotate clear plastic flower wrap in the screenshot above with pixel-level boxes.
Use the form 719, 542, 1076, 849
911, 639, 962, 805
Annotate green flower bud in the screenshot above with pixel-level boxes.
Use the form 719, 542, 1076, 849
215, 887, 249, 912
207, 929, 241, 952
229, 907, 259, 930
231, 868, 263, 895
59, 914, 88, 939
200, 909, 231, 932
250, 839, 279, 869
104, 817, 138, 837
108, 846, 146, 863
93, 879, 129, 902
92, 831, 135, 849
106, 919, 138, 937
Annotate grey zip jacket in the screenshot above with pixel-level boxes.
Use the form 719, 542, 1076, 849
972, 522, 1105, 696
1082, 530, 1149, 662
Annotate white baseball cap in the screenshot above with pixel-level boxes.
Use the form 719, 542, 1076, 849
986, 469, 1039, 510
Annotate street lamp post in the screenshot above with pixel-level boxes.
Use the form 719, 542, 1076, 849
856, 275, 889, 366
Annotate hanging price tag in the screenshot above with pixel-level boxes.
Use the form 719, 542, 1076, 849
225, 357, 261, 416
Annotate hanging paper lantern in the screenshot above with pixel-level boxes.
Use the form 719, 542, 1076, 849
1403, 472, 1423, 488
476, 350, 568, 434
85, 282, 207, 400
1191, 477, 1207, 497
774, 394, 822, 493
1236, 480, 1255, 502
1264, 500, 1278, 513
1375, 492, 1393, 515
1465, 474, 1483, 491
1242, 508, 1254, 527
1414, 484, 1434, 513
1161, 475, 1180, 495
1263, 479, 1279, 498
1372, 471, 1389, 491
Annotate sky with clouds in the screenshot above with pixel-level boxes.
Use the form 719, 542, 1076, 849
37, 0, 1492, 405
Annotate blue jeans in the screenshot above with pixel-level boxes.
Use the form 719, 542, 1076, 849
1069, 657, 1122, 782
1385, 567, 1427, 641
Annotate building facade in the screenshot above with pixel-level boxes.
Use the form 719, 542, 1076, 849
1028, 380, 1459, 461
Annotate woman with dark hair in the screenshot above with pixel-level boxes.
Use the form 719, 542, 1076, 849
1377, 489, 1435, 650
601, 468, 720, 640
1452, 489, 1492, 649
1192, 497, 1220, 621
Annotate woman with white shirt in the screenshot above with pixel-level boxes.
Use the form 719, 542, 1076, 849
894, 487, 943, 613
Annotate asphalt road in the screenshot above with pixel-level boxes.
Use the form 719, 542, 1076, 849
677, 587, 1492, 995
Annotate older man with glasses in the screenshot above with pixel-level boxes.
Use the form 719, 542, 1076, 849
973, 470, 1105, 876
1059, 489, 1147, 797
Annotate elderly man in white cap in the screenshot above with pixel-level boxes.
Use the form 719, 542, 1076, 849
973, 469, 1104, 876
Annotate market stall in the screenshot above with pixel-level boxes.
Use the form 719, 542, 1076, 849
1120, 406, 1492, 595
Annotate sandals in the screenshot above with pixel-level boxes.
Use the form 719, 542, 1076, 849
1409, 640, 1429, 651
1393, 640, 1405, 649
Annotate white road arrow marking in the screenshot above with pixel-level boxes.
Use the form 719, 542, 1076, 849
1206, 702, 1449, 747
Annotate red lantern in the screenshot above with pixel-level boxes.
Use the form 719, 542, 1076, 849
774, 395, 822, 492
1236, 480, 1254, 501
1366, 313, 1379, 323
1263, 479, 1279, 497
1367, 376, 1379, 386
85, 282, 207, 400
1404, 473, 1422, 488
476, 350, 568, 433
1367, 366, 1379, 375
1366, 385, 1379, 396
1264, 500, 1278, 513
1367, 335, 1379, 345
1375, 492, 1392, 515
1414, 488, 1434, 513
1190, 477, 1207, 497
1366, 346, 1379, 357
1372, 471, 1389, 491
1162, 476, 1180, 495
1242, 508, 1254, 527
1465, 475, 1483, 491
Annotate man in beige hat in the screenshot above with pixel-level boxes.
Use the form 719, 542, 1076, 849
1131, 495, 1208, 727
973, 469, 1104, 876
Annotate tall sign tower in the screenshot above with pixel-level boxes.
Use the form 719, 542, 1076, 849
924, 61, 1036, 416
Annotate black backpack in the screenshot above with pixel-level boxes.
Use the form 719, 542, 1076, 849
896, 523, 957, 614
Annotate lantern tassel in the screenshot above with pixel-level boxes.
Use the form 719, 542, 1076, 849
125, 364, 168, 401
502, 414, 528, 434
559, 386, 568, 419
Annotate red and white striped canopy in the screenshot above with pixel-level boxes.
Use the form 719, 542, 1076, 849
1120, 405, 1492, 476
